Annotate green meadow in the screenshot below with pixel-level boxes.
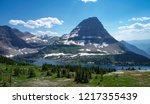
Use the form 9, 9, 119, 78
0, 63, 150, 87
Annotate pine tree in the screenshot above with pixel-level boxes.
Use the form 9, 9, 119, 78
46, 70, 52, 76
57, 70, 61, 78
74, 66, 92, 83
28, 68, 36, 78
13, 68, 21, 76
42, 64, 49, 71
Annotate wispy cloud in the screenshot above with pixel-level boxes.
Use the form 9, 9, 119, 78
9, 17, 63, 29
81, 0, 97, 3
118, 23, 150, 30
114, 22, 150, 41
128, 17, 150, 22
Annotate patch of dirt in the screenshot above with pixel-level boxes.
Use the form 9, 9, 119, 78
131, 74, 142, 76
18, 78, 73, 87
105, 71, 124, 76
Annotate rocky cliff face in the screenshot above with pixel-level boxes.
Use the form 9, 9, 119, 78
0, 26, 37, 57
58, 17, 125, 55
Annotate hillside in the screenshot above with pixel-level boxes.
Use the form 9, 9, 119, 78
37, 17, 150, 65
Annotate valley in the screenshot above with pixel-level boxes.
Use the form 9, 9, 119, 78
0, 17, 150, 87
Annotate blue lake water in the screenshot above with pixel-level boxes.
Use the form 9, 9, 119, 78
32, 58, 150, 70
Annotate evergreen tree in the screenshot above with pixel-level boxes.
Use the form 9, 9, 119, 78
13, 68, 21, 76
46, 70, 52, 76
42, 64, 49, 71
28, 68, 36, 78
56, 70, 61, 78
74, 66, 92, 83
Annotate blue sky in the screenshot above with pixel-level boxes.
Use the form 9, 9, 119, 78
0, 0, 150, 40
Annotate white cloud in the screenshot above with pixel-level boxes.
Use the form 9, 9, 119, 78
114, 22, 150, 41
128, 17, 150, 22
118, 23, 150, 30
32, 31, 59, 36
9, 17, 64, 29
9, 20, 25, 25
81, 0, 97, 3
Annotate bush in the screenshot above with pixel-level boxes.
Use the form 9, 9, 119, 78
42, 64, 49, 71
74, 67, 92, 83
46, 70, 52, 76
0, 69, 3, 75
28, 68, 36, 78
56, 70, 61, 78
13, 68, 21, 76
0, 76, 11, 87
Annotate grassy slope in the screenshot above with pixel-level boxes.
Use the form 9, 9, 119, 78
0, 62, 150, 87
89, 71, 150, 87
11, 70, 150, 87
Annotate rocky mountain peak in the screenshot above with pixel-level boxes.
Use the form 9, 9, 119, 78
61, 17, 118, 45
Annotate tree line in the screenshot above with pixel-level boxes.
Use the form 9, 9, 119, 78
0, 63, 116, 87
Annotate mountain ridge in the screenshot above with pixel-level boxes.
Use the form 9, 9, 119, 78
56, 17, 126, 55
37, 17, 150, 65
121, 40, 150, 59
128, 39, 150, 55
0, 17, 150, 65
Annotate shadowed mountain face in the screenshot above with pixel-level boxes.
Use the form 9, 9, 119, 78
0, 26, 39, 57
38, 17, 150, 65
128, 39, 150, 55
67, 17, 118, 44
121, 41, 150, 59
0, 26, 32, 48
0, 25, 60, 57
62, 17, 118, 44
57, 17, 125, 55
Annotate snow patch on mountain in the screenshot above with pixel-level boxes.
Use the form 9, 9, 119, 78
25, 36, 50, 43
62, 40, 85, 46
4, 48, 38, 58
82, 36, 101, 39
79, 49, 91, 52
93, 42, 109, 48
70, 34, 79, 38
5, 55, 15, 58
44, 53, 71, 58
63, 40, 76, 45
78, 53, 105, 56
44, 52, 112, 58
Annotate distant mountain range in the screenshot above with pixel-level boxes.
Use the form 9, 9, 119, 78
0, 25, 58, 57
0, 17, 150, 65
120, 40, 150, 58
0, 26, 35, 57
128, 39, 150, 55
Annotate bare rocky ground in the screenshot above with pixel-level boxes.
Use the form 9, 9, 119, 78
13, 77, 73, 87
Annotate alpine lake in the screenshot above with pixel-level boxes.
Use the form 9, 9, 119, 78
32, 58, 150, 70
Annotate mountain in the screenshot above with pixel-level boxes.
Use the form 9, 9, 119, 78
57, 17, 125, 54
0, 26, 32, 48
10, 28, 59, 46
0, 25, 61, 58
121, 40, 150, 59
38, 35, 60, 45
0, 55, 17, 65
0, 26, 39, 57
128, 39, 150, 55
38, 17, 150, 65
62, 17, 117, 44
